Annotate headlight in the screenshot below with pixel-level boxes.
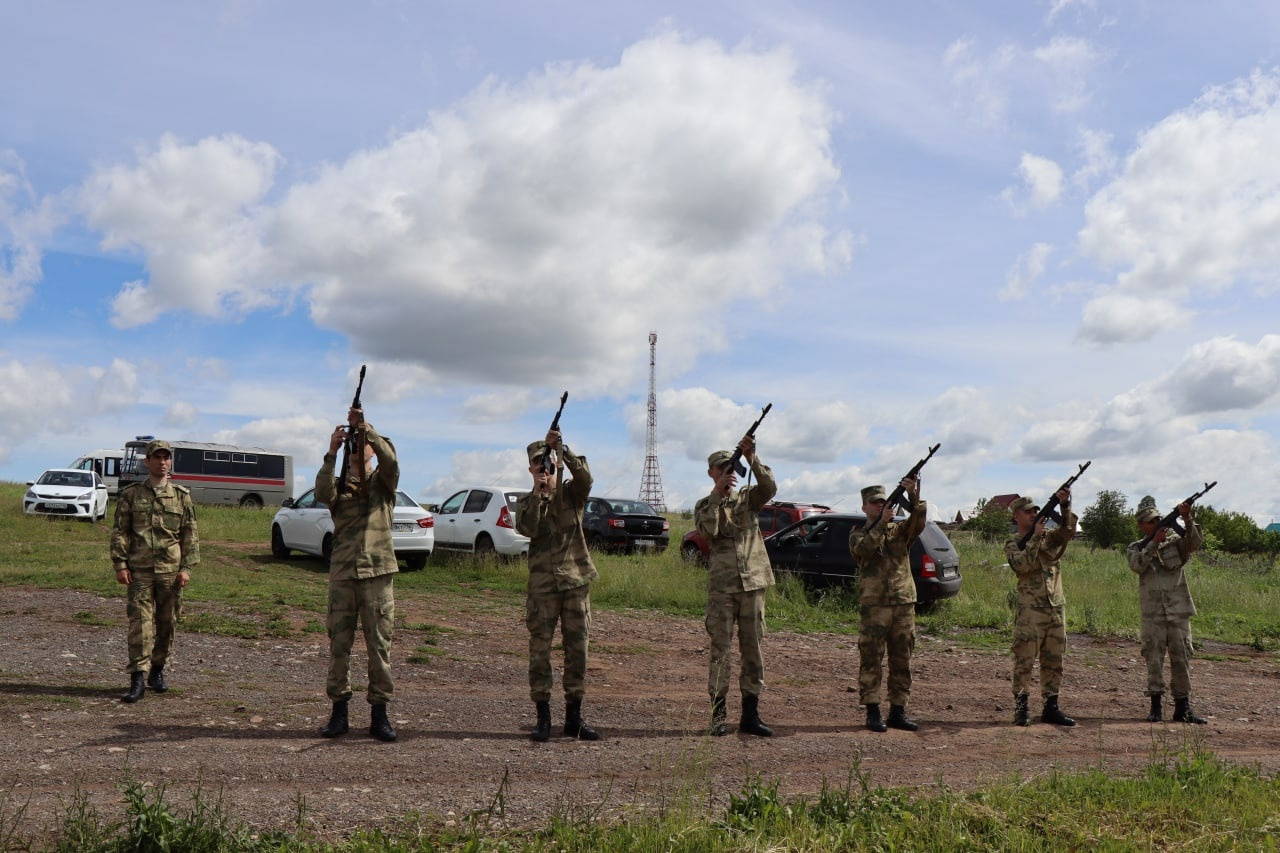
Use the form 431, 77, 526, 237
25, 490, 36, 500
77, 491, 93, 501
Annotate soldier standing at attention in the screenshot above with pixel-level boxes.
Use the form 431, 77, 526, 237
695, 434, 776, 737
112, 439, 198, 703
849, 480, 925, 732
316, 406, 400, 742
515, 427, 600, 742
1129, 502, 1207, 724
1006, 490, 1078, 727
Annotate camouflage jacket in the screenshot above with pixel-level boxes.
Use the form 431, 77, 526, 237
110, 480, 199, 573
1005, 510, 1077, 609
516, 446, 598, 594
315, 423, 399, 581
695, 456, 777, 594
849, 501, 927, 606
1127, 519, 1201, 619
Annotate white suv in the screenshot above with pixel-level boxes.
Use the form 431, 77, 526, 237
270, 488, 435, 570
432, 486, 530, 557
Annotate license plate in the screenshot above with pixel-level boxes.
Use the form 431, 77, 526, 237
635, 539, 654, 547
392, 523, 412, 532
45, 502, 69, 509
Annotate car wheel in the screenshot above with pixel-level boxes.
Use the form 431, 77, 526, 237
404, 554, 428, 571
239, 494, 264, 509
681, 541, 705, 565
321, 533, 334, 565
474, 533, 495, 556
271, 525, 291, 559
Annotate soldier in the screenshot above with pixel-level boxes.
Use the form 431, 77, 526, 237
695, 434, 776, 737
515, 427, 600, 742
1129, 502, 1207, 724
111, 439, 198, 703
849, 479, 925, 732
1006, 490, 1077, 727
316, 406, 400, 742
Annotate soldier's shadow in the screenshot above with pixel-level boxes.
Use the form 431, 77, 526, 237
0, 681, 120, 698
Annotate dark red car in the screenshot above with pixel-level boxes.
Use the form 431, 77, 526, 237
680, 501, 833, 564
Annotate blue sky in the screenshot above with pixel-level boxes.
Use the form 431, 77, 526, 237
3, 0, 1280, 523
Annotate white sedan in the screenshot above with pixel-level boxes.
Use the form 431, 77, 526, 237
24, 468, 110, 521
270, 488, 435, 570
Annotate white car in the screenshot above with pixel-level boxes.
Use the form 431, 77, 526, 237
24, 468, 110, 521
270, 488, 435, 570
433, 486, 530, 557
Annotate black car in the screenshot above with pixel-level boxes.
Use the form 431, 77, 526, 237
764, 513, 962, 605
582, 497, 670, 553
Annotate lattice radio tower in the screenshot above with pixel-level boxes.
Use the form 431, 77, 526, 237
638, 331, 666, 511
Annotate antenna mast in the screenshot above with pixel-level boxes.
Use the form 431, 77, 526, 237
639, 331, 666, 512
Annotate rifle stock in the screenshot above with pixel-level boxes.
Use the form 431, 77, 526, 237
1015, 460, 1090, 550
725, 403, 772, 477
1138, 480, 1216, 548
863, 443, 941, 535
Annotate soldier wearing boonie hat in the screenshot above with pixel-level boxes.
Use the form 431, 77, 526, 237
514, 424, 600, 742
1128, 499, 1206, 724
1006, 485, 1078, 727
110, 437, 198, 704
849, 476, 927, 733
695, 432, 777, 737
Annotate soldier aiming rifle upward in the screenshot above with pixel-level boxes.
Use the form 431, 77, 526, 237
339, 365, 367, 489
1015, 461, 1091, 550
1137, 481, 1216, 548
537, 392, 569, 476
863, 443, 940, 535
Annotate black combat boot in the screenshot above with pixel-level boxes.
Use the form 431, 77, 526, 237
369, 703, 397, 742
887, 704, 919, 732
1013, 693, 1030, 727
1172, 697, 1207, 725
710, 695, 728, 737
564, 699, 600, 740
531, 700, 552, 742
1147, 694, 1162, 723
1041, 695, 1076, 726
865, 703, 887, 733
320, 700, 349, 738
121, 672, 146, 704
739, 694, 773, 737
147, 665, 168, 693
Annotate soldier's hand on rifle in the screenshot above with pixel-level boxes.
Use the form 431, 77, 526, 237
329, 425, 346, 455
1152, 526, 1168, 544
737, 434, 756, 463
1056, 487, 1071, 506
532, 466, 555, 499
545, 428, 562, 451
714, 465, 738, 499
901, 476, 920, 504
347, 406, 363, 428
1177, 500, 1192, 520
1035, 516, 1049, 535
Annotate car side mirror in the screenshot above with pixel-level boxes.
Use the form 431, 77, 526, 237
280, 498, 295, 508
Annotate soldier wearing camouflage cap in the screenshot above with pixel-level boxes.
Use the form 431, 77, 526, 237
695, 433, 777, 737
315, 406, 401, 742
1006, 489, 1078, 727
849, 478, 926, 732
111, 439, 199, 703
514, 427, 600, 742
1128, 501, 1207, 724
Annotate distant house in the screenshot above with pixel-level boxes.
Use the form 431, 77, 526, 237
987, 494, 1021, 511
1266, 522, 1280, 534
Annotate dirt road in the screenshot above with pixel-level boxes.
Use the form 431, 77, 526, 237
3, 586, 1278, 838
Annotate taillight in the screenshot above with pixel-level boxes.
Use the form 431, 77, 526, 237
497, 506, 515, 529
608, 518, 626, 528
662, 519, 670, 531
919, 553, 937, 578
416, 517, 434, 529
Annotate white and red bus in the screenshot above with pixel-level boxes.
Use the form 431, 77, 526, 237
121, 437, 294, 508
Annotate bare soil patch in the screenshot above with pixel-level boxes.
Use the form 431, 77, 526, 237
3, 585, 1278, 839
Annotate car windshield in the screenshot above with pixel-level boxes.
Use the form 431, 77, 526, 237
608, 500, 656, 515
38, 470, 93, 488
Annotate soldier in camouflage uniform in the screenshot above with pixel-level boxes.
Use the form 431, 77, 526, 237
1128, 502, 1207, 724
849, 480, 925, 732
515, 428, 600, 742
695, 434, 776, 737
111, 439, 199, 704
1006, 490, 1077, 727
315, 407, 400, 742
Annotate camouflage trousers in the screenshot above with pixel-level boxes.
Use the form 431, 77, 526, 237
326, 574, 395, 704
858, 603, 915, 706
1012, 604, 1066, 698
526, 584, 591, 702
705, 589, 766, 700
1140, 616, 1194, 698
125, 569, 184, 674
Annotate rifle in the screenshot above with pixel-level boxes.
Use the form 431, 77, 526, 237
537, 392, 569, 475
725, 403, 772, 477
339, 364, 367, 488
864, 443, 941, 535
1138, 481, 1216, 548
1016, 460, 1091, 549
